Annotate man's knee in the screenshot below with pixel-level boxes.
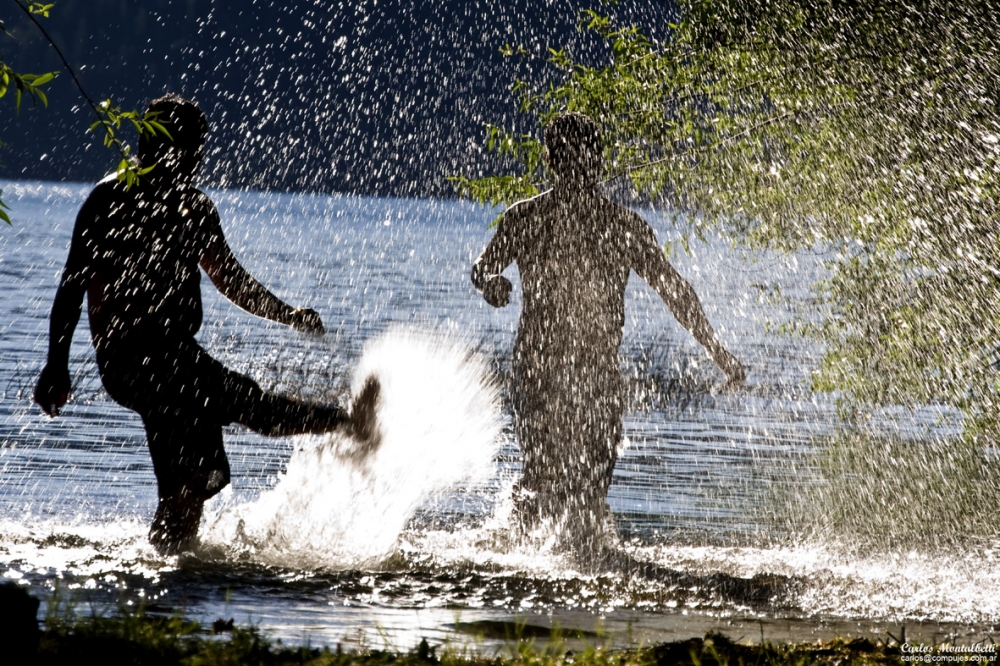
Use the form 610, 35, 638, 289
143, 412, 231, 501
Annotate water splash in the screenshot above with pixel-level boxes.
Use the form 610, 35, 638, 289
5, 185, 1000, 640
201, 328, 502, 569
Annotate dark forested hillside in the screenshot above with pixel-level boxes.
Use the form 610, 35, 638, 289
0, 0, 673, 196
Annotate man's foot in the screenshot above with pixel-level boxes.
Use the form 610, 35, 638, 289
149, 493, 205, 555
345, 375, 382, 460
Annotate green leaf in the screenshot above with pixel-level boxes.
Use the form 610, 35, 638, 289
0, 207, 10, 225
146, 119, 172, 140
28, 3, 55, 18
32, 71, 55, 86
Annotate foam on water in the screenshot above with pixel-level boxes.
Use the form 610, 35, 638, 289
394, 524, 1000, 623
5, 513, 1000, 628
201, 328, 502, 569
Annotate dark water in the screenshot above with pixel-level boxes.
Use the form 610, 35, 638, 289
1, 179, 997, 648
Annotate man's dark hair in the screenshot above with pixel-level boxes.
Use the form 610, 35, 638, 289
544, 112, 603, 181
138, 94, 208, 162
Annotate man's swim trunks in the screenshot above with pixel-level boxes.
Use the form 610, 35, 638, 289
96, 335, 308, 501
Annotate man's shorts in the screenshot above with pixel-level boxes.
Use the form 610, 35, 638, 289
96, 335, 269, 501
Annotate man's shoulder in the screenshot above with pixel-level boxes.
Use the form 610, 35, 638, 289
607, 200, 653, 230
175, 188, 221, 248
505, 190, 549, 218
503, 190, 564, 233
75, 178, 130, 228
85, 176, 127, 203
189, 186, 214, 202
184, 186, 217, 212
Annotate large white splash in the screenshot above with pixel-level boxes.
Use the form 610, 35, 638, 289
202, 328, 502, 569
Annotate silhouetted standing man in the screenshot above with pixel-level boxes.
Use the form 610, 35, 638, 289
472, 113, 744, 553
35, 95, 377, 554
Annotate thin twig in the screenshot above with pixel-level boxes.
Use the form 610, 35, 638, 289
12, 0, 130, 164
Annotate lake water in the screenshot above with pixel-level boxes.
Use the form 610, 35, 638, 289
1, 178, 998, 649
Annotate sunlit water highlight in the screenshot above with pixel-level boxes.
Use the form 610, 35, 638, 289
202, 329, 502, 568
1, 179, 998, 647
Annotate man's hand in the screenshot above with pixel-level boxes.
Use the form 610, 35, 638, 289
289, 308, 325, 335
35, 362, 71, 417
483, 276, 512, 308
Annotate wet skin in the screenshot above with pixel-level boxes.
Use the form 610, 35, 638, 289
472, 135, 744, 552
35, 106, 378, 553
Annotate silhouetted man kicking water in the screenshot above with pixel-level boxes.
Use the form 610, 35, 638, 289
472, 113, 744, 555
35, 94, 378, 554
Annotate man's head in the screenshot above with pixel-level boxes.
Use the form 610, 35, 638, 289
544, 112, 603, 185
138, 94, 208, 182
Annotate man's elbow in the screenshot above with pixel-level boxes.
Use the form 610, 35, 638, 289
52, 282, 86, 312
202, 258, 240, 295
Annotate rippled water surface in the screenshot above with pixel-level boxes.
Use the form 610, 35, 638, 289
2, 179, 998, 648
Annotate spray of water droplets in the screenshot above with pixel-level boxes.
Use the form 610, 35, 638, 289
201, 328, 502, 569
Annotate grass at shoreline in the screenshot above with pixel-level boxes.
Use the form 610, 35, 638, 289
21, 608, 907, 665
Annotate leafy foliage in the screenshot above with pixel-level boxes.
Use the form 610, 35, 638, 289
0, 65, 56, 111
0, 191, 10, 225
0, 51, 56, 224
458, 1, 1000, 438
1, 1, 172, 223
89, 101, 172, 188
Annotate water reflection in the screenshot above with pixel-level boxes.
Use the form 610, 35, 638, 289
1, 180, 995, 645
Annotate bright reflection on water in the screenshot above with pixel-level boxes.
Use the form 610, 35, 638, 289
202, 329, 504, 568
1, 179, 998, 647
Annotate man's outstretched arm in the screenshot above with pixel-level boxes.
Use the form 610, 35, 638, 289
631, 219, 745, 388
200, 205, 325, 334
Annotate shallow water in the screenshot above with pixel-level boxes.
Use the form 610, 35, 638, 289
1, 179, 998, 648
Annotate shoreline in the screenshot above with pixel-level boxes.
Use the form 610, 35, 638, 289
20, 606, 917, 665
1, 584, 978, 665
